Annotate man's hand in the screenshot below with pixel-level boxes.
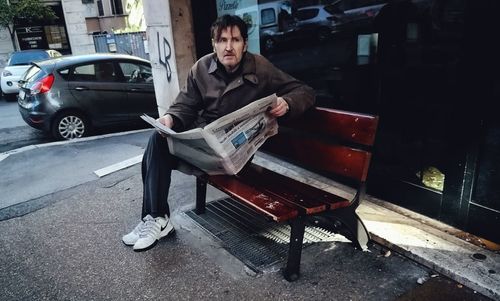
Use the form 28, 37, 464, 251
158, 114, 174, 128
268, 97, 289, 117
157, 114, 174, 137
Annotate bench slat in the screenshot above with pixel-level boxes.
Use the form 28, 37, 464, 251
239, 164, 349, 214
208, 175, 299, 222
283, 107, 379, 146
263, 135, 373, 181
238, 166, 327, 215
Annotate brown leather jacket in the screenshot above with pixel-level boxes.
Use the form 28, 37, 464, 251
166, 52, 315, 131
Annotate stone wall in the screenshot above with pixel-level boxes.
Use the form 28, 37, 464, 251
61, 0, 96, 54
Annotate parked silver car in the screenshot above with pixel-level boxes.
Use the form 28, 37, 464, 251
295, 5, 336, 42
1, 49, 62, 100
18, 53, 158, 140
294, 1, 387, 41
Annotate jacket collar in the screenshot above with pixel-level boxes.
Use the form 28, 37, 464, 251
208, 52, 259, 85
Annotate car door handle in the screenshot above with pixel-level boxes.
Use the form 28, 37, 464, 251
129, 88, 141, 92
74, 86, 89, 91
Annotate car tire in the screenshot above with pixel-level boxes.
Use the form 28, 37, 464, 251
51, 111, 90, 140
3, 93, 16, 102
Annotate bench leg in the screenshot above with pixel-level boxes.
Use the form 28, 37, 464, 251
332, 208, 370, 250
195, 177, 207, 214
283, 215, 306, 282
309, 208, 370, 251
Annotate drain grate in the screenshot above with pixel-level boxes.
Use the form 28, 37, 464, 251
186, 198, 339, 272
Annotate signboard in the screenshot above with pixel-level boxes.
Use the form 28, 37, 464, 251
216, 0, 260, 54
16, 26, 48, 50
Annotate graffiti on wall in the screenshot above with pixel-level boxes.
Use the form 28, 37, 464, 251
157, 31, 172, 82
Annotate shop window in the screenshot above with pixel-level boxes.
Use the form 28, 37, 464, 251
44, 25, 69, 51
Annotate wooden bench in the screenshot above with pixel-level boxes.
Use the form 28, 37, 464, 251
194, 107, 379, 281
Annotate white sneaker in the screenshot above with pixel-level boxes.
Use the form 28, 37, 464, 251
122, 221, 144, 246
133, 215, 174, 252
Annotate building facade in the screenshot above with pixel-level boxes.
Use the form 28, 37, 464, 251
0, 0, 146, 66
147, 0, 499, 243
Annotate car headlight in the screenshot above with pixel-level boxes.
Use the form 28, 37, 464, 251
2, 70, 12, 77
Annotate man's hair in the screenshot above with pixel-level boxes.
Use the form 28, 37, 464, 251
211, 14, 248, 42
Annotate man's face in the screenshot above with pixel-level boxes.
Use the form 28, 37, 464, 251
213, 26, 247, 73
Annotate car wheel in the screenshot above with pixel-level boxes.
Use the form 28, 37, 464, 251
4, 93, 17, 102
52, 111, 89, 140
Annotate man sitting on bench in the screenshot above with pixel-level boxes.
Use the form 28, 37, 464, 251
122, 14, 316, 252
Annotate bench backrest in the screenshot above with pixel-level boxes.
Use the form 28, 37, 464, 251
262, 107, 379, 183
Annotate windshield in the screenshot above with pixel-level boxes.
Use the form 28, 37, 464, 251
8, 51, 49, 66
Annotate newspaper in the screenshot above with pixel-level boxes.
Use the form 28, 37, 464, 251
141, 94, 279, 175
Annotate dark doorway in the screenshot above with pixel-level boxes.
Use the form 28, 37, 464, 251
191, 0, 218, 59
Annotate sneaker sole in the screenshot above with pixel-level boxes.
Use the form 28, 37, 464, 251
133, 224, 175, 252
122, 240, 136, 246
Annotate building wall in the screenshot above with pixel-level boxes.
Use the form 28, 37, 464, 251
143, 0, 196, 115
98, 16, 128, 32
0, 28, 14, 69
169, 0, 196, 91
61, 0, 96, 54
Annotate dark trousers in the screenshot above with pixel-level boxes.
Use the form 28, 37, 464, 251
141, 131, 178, 219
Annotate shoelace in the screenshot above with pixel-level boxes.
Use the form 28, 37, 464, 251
133, 221, 145, 234
139, 216, 160, 238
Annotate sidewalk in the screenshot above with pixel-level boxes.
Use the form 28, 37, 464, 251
255, 153, 500, 300
0, 131, 498, 300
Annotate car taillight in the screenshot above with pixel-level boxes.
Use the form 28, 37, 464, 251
31, 74, 54, 94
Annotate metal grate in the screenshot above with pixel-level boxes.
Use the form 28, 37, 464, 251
186, 198, 338, 272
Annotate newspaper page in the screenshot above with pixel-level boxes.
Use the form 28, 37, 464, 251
141, 94, 278, 175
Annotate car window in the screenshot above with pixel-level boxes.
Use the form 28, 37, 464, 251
296, 8, 320, 21
58, 68, 70, 80
71, 62, 118, 82
118, 62, 153, 83
72, 64, 96, 81
261, 8, 276, 25
8, 51, 49, 66
50, 50, 62, 58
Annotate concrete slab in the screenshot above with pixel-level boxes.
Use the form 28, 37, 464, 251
361, 200, 500, 300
